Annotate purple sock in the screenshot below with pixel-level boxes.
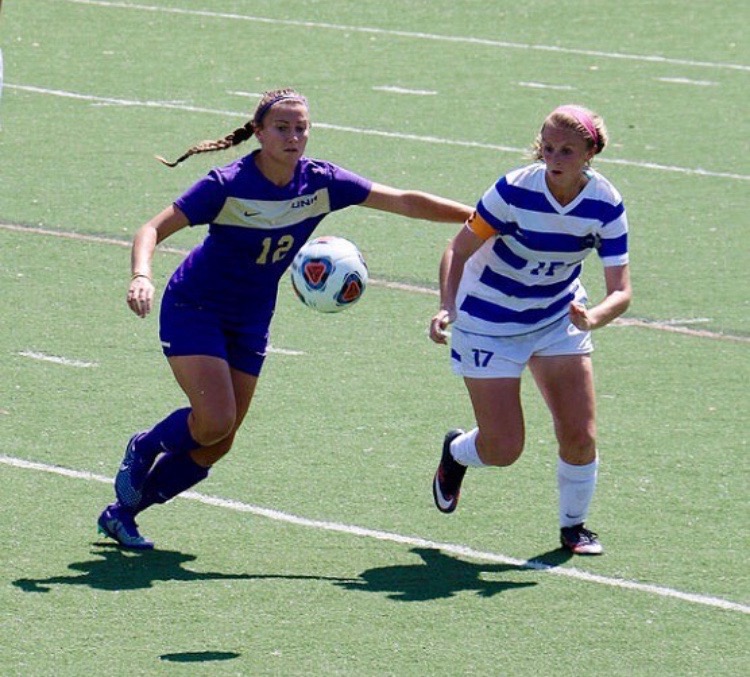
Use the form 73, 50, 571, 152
136, 408, 199, 458
135, 452, 209, 514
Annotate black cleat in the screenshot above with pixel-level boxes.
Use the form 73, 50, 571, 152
560, 524, 603, 555
432, 429, 467, 514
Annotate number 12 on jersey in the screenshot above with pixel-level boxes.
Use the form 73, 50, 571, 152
256, 234, 295, 264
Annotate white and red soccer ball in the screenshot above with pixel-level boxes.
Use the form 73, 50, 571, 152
290, 236, 368, 313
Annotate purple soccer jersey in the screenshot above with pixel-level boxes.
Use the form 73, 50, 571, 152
159, 152, 372, 373
170, 151, 372, 316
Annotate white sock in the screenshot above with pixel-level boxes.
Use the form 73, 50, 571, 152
450, 428, 486, 467
558, 456, 599, 528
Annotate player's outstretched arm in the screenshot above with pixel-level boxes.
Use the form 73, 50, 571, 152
127, 205, 189, 318
361, 182, 472, 223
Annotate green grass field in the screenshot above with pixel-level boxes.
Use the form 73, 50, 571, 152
1, 1, 748, 675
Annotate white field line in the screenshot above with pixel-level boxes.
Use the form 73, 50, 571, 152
656, 77, 718, 87
1, 453, 747, 615
613, 318, 750, 343
6, 83, 750, 183
518, 82, 575, 91
66, 0, 750, 73
18, 351, 98, 368
267, 346, 305, 356
226, 90, 264, 99
2, 221, 748, 344
372, 86, 438, 96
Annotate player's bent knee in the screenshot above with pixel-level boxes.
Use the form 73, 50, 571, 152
192, 436, 235, 466
477, 434, 524, 467
558, 429, 596, 456
485, 449, 523, 467
191, 413, 237, 447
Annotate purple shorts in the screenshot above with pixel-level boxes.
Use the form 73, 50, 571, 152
159, 289, 269, 376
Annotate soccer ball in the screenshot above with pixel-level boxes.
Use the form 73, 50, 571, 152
290, 236, 368, 313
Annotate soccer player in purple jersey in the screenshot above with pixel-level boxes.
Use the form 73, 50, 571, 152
97, 88, 472, 549
429, 105, 632, 555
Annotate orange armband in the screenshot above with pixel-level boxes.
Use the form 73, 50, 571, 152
466, 212, 496, 241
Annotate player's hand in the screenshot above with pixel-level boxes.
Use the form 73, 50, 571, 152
127, 276, 155, 318
429, 308, 454, 344
569, 301, 592, 330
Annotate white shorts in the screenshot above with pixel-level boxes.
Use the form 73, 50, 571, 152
450, 314, 593, 379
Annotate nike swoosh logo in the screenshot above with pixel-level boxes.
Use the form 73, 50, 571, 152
433, 476, 455, 510
244, 211, 261, 217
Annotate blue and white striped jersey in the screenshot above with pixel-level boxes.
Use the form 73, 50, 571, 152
455, 162, 628, 337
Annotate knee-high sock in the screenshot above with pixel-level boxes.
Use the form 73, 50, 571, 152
135, 407, 199, 459
135, 452, 209, 515
558, 456, 599, 528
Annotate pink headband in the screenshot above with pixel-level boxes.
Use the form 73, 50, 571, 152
553, 105, 599, 146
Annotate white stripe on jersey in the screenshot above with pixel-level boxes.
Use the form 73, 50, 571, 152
455, 163, 628, 337
214, 188, 332, 230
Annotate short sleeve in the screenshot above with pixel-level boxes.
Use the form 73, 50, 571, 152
174, 169, 228, 226
326, 165, 373, 211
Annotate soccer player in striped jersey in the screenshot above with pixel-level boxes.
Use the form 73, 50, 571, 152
97, 88, 472, 549
429, 105, 631, 555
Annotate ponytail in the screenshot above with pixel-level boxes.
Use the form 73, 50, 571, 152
156, 121, 255, 168
156, 87, 308, 167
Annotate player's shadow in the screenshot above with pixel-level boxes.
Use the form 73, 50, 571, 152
336, 547, 556, 601
524, 546, 574, 570
160, 651, 242, 664
12, 544, 354, 593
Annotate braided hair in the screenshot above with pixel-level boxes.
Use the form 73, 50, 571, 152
156, 88, 308, 167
